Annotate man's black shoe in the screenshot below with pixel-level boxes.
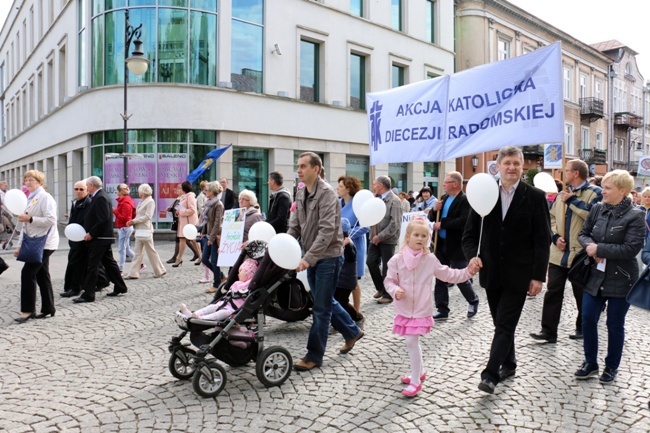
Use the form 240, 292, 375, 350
106, 290, 127, 297
478, 379, 496, 394
60, 290, 81, 298
499, 366, 516, 381
433, 311, 449, 320
529, 330, 557, 343
569, 330, 583, 340
73, 296, 94, 303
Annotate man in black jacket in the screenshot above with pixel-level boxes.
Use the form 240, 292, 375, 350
73, 176, 128, 303
266, 171, 291, 234
61, 181, 91, 297
220, 177, 236, 210
429, 171, 479, 319
462, 146, 551, 394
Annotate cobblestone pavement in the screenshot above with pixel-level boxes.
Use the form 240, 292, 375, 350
1, 239, 649, 432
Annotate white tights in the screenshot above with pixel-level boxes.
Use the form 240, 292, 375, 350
405, 334, 423, 386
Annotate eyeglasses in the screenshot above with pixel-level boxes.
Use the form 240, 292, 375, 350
24, 178, 38, 183
74, 188, 86, 191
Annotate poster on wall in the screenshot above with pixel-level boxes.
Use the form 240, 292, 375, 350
157, 153, 189, 221
104, 154, 157, 208
217, 208, 247, 267
637, 156, 650, 177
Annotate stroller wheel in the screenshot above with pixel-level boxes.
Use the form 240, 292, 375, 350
192, 361, 227, 398
168, 348, 197, 380
255, 346, 292, 388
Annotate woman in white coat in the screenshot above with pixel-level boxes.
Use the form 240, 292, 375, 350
14, 170, 59, 323
125, 184, 167, 279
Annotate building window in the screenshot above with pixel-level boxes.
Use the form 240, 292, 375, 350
37, 67, 43, 118
300, 40, 319, 102
233, 147, 269, 213
423, 162, 439, 191
350, 0, 364, 17
78, 0, 87, 87
426, 0, 436, 44
596, 131, 603, 150
346, 155, 369, 189
231, 0, 263, 93
388, 163, 407, 192
565, 123, 574, 155
350, 53, 366, 110
426, 71, 440, 80
497, 37, 510, 61
595, 80, 602, 101
581, 127, 589, 150
579, 73, 588, 100
391, 0, 402, 31
563, 67, 571, 101
58, 43, 66, 105
392, 64, 405, 88
47, 55, 54, 112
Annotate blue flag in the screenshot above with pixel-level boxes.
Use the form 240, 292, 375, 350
186, 144, 232, 182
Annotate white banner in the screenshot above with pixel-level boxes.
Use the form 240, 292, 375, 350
638, 156, 650, 177
217, 208, 246, 267
367, 42, 564, 165
544, 144, 563, 169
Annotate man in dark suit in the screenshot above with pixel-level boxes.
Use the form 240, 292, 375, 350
266, 171, 292, 234
462, 146, 551, 394
429, 171, 479, 319
61, 181, 91, 297
73, 176, 128, 303
220, 177, 236, 210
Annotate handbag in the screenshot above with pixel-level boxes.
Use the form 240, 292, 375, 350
17, 228, 51, 264
170, 220, 178, 231
567, 249, 594, 287
627, 265, 650, 309
134, 229, 152, 240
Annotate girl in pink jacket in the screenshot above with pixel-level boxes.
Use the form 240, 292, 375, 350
385, 218, 481, 397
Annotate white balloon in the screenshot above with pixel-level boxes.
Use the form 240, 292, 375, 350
358, 197, 386, 227
182, 224, 198, 239
4, 189, 28, 215
64, 223, 87, 242
352, 189, 374, 218
533, 172, 558, 193
248, 221, 276, 242
466, 173, 499, 217
268, 233, 302, 270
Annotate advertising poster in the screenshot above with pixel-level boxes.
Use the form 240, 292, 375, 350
157, 153, 188, 221
104, 155, 125, 204
127, 153, 156, 208
544, 144, 563, 169
217, 208, 247, 267
638, 156, 650, 177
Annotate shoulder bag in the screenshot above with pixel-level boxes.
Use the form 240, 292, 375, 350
567, 249, 594, 287
134, 229, 152, 240
17, 228, 51, 264
627, 265, 650, 310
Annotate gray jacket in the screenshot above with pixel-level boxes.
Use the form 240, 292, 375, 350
578, 201, 645, 297
288, 178, 343, 266
375, 191, 403, 245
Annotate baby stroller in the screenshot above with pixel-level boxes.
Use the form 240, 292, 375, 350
168, 241, 312, 398
0, 207, 16, 250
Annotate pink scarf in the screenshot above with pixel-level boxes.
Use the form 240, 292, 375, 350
402, 246, 425, 271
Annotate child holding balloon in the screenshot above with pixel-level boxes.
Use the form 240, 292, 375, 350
384, 218, 481, 397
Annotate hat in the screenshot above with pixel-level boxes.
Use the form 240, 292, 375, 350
240, 258, 259, 281
341, 218, 351, 234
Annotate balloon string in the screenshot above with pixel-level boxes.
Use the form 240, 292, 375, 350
348, 219, 361, 238
475, 216, 484, 260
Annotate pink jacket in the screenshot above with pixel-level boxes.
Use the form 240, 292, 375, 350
385, 252, 472, 319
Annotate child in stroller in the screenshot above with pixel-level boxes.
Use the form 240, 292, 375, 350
179, 258, 258, 321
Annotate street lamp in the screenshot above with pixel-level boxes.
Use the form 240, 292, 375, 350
122, 9, 149, 189
471, 155, 479, 172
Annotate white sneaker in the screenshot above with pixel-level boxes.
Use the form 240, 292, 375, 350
198, 277, 210, 284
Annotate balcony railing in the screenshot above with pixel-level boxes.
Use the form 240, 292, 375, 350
614, 112, 643, 129
578, 148, 607, 165
579, 97, 604, 121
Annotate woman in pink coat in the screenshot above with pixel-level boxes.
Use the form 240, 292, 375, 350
173, 181, 201, 267
385, 218, 481, 397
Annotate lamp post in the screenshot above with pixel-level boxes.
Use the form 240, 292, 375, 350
471, 155, 479, 172
122, 9, 149, 190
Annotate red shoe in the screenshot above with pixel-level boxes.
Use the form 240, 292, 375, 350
400, 372, 427, 385
401, 383, 423, 397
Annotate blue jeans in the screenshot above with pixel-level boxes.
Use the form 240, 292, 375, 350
306, 256, 360, 364
117, 226, 134, 271
582, 292, 630, 370
200, 237, 220, 286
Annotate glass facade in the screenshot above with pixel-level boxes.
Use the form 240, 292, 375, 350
345, 155, 369, 189
350, 53, 365, 110
231, 0, 264, 93
423, 162, 439, 192
91, 1, 218, 87
388, 163, 407, 192
233, 147, 269, 214
300, 40, 319, 102
90, 128, 217, 228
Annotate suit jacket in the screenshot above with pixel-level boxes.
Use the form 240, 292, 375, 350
374, 191, 403, 245
428, 191, 470, 261
266, 188, 291, 233
462, 181, 551, 291
84, 189, 115, 245
69, 195, 91, 249
222, 188, 235, 210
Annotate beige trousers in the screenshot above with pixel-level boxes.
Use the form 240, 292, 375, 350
127, 238, 167, 278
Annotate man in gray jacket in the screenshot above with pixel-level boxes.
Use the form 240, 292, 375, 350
367, 175, 403, 304
289, 152, 364, 372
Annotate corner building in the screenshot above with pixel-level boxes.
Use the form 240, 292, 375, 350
0, 0, 455, 227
